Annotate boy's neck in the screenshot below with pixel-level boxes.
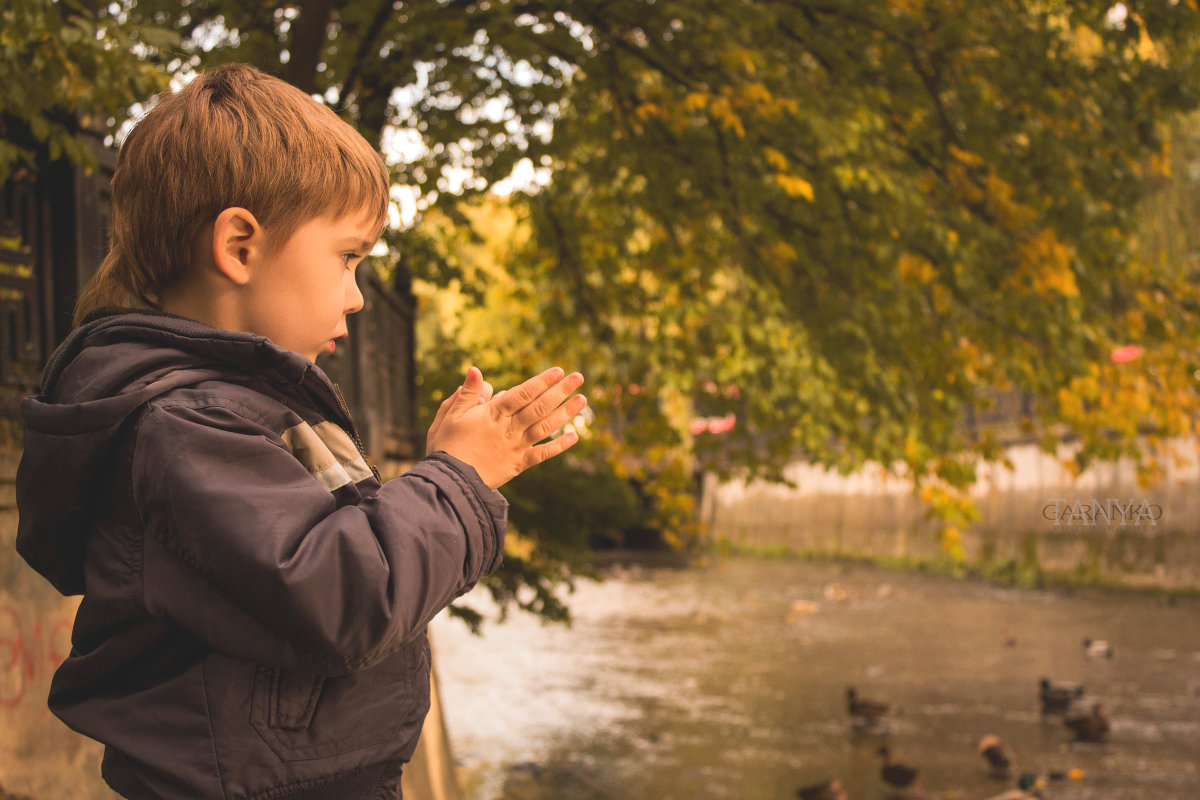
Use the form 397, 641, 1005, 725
160, 231, 248, 335
160, 280, 246, 337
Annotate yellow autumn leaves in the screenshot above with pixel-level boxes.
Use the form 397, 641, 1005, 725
899, 231, 1077, 301
761, 145, 814, 200
1011, 229, 1080, 298
634, 80, 817, 203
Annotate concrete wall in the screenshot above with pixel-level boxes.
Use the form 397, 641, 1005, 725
0, 448, 112, 800
0, 446, 460, 800
705, 438, 1200, 590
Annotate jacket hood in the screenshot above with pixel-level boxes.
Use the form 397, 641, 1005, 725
16, 310, 333, 596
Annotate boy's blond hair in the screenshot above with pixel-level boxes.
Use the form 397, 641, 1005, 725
75, 63, 389, 325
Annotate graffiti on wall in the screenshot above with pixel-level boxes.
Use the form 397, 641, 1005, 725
0, 603, 72, 708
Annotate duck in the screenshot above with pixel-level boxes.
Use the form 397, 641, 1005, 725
984, 790, 1041, 800
877, 745, 920, 791
846, 686, 890, 723
796, 778, 847, 800
985, 772, 1045, 800
1038, 677, 1084, 714
1083, 637, 1114, 658
978, 734, 1016, 778
1063, 702, 1110, 742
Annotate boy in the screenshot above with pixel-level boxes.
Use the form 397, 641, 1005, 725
15, 63, 585, 799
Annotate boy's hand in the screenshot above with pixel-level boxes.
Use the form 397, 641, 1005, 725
426, 366, 586, 489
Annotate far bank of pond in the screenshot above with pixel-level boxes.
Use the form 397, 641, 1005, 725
701, 441, 1200, 592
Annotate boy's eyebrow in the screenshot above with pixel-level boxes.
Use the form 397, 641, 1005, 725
340, 238, 376, 251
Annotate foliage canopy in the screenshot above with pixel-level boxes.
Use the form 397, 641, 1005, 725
8, 0, 1200, 591
0, 0, 175, 181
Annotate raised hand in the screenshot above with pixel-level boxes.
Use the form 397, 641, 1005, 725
426, 366, 586, 489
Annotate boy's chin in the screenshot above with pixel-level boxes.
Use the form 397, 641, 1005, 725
308, 343, 336, 361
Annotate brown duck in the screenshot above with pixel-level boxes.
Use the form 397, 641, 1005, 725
978, 734, 1016, 778
878, 745, 920, 791
1038, 677, 1084, 714
796, 778, 847, 800
1063, 702, 1110, 742
846, 686, 890, 723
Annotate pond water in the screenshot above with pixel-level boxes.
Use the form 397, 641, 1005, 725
430, 556, 1200, 800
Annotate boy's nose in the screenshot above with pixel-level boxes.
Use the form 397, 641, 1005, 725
344, 273, 365, 314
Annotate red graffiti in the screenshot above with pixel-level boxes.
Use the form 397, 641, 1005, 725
0, 604, 73, 708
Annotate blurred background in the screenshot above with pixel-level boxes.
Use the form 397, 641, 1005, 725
3, 1, 1200, 798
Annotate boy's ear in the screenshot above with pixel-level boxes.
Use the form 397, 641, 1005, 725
211, 207, 262, 286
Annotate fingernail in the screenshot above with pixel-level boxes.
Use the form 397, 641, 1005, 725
551, 366, 565, 379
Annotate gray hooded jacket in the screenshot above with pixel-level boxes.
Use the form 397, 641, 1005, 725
15, 310, 506, 800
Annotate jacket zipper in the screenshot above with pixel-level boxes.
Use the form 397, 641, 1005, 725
331, 381, 381, 482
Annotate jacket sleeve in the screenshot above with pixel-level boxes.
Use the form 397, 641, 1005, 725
131, 398, 506, 675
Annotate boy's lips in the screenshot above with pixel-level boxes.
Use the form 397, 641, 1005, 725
327, 331, 349, 354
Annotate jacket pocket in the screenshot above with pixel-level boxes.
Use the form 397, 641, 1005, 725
264, 669, 324, 730
250, 637, 431, 762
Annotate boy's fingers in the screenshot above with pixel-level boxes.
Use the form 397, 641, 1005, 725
496, 369, 584, 424
523, 430, 580, 470
492, 367, 569, 416
429, 386, 460, 431
512, 372, 585, 432
524, 393, 587, 444
451, 366, 484, 409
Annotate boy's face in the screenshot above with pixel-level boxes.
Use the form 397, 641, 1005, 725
244, 208, 380, 362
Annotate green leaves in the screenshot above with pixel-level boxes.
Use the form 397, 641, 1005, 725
0, 0, 176, 182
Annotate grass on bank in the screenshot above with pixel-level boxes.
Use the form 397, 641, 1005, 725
703, 537, 1200, 600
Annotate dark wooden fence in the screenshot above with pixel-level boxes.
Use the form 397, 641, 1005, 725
320, 267, 421, 461
0, 132, 114, 425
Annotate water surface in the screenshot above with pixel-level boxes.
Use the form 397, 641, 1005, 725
431, 556, 1200, 800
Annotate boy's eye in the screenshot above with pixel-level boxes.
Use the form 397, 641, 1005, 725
341, 252, 361, 268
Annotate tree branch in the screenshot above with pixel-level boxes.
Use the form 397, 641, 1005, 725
283, 0, 336, 93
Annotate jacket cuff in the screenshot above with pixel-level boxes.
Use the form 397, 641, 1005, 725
420, 451, 507, 575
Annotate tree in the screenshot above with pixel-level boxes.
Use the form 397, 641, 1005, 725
0, 0, 176, 182
10, 0, 1200, 607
